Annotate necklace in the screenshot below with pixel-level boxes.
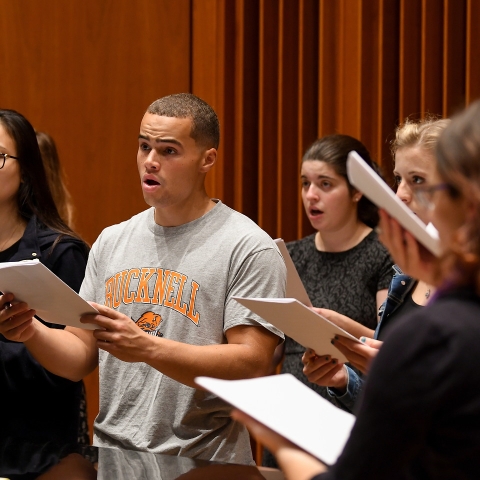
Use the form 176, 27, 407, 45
0, 222, 22, 252
425, 288, 431, 299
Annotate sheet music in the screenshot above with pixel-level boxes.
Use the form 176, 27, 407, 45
0, 260, 97, 329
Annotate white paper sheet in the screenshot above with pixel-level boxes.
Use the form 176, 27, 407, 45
346, 150, 442, 256
274, 239, 312, 306
234, 297, 361, 362
195, 374, 355, 466
0, 260, 97, 329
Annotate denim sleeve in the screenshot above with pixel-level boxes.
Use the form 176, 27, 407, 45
326, 366, 364, 413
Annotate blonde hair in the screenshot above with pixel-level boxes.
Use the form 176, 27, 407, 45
391, 116, 451, 158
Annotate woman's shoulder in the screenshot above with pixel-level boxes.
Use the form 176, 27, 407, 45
286, 234, 316, 255
359, 229, 388, 250
351, 230, 392, 261
384, 288, 480, 353
34, 219, 89, 258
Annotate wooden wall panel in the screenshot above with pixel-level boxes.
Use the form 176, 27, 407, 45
359, 0, 381, 156
0, 0, 191, 245
233, 0, 260, 220
421, 0, 443, 115
318, 0, 338, 137
375, 0, 399, 175
277, 0, 300, 240
466, 0, 480, 103
258, 0, 280, 235
336, 0, 362, 137
443, 0, 467, 116
399, 0, 422, 121
298, 0, 319, 239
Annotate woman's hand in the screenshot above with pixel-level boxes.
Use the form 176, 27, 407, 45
311, 308, 375, 339
377, 210, 438, 285
331, 336, 382, 375
231, 409, 327, 480
0, 292, 37, 342
302, 348, 348, 391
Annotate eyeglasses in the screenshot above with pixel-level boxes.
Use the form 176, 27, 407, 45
413, 183, 453, 210
0, 153, 19, 169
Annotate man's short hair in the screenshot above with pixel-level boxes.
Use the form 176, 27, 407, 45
147, 93, 220, 149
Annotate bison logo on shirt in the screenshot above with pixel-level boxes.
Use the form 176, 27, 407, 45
135, 311, 163, 337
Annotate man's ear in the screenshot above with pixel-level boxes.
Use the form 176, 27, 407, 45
199, 148, 217, 173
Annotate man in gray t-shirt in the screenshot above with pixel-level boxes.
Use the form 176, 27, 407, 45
4, 93, 286, 464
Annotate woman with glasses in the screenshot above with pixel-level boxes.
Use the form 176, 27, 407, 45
234, 100, 480, 479
0, 109, 90, 448
302, 117, 450, 406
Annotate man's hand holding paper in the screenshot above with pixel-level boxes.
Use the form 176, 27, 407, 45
81, 302, 156, 363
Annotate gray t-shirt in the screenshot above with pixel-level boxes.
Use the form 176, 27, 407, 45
80, 200, 286, 464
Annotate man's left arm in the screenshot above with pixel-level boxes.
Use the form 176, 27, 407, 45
83, 304, 279, 388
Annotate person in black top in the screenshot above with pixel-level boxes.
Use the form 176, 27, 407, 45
0, 109, 90, 453
233, 99, 480, 480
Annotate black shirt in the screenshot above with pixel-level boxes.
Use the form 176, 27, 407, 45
282, 232, 393, 403
0, 216, 89, 446
314, 288, 480, 480
0, 239, 20, 262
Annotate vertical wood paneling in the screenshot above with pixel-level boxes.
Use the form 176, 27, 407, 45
360, 0, 381, 155
318, 0, 338, 137
258, 0, 280, 236
0, 0, 191, 246
277, 0, 300, 240
336, 0, 362, 137
421, 0, 443, 116
399, 0, 422, 121
443, 0, 467, 116
233, 0, 260, 220
298, 0, 319, 239
466, 0, 480, 103
375, 0, 399, 174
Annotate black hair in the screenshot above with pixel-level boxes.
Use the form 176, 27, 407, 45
0, 109, 82, 243
147, 93, 220, 149
303, 134, 380, 228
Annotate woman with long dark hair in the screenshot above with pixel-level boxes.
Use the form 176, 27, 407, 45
0, 109, 90, 447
